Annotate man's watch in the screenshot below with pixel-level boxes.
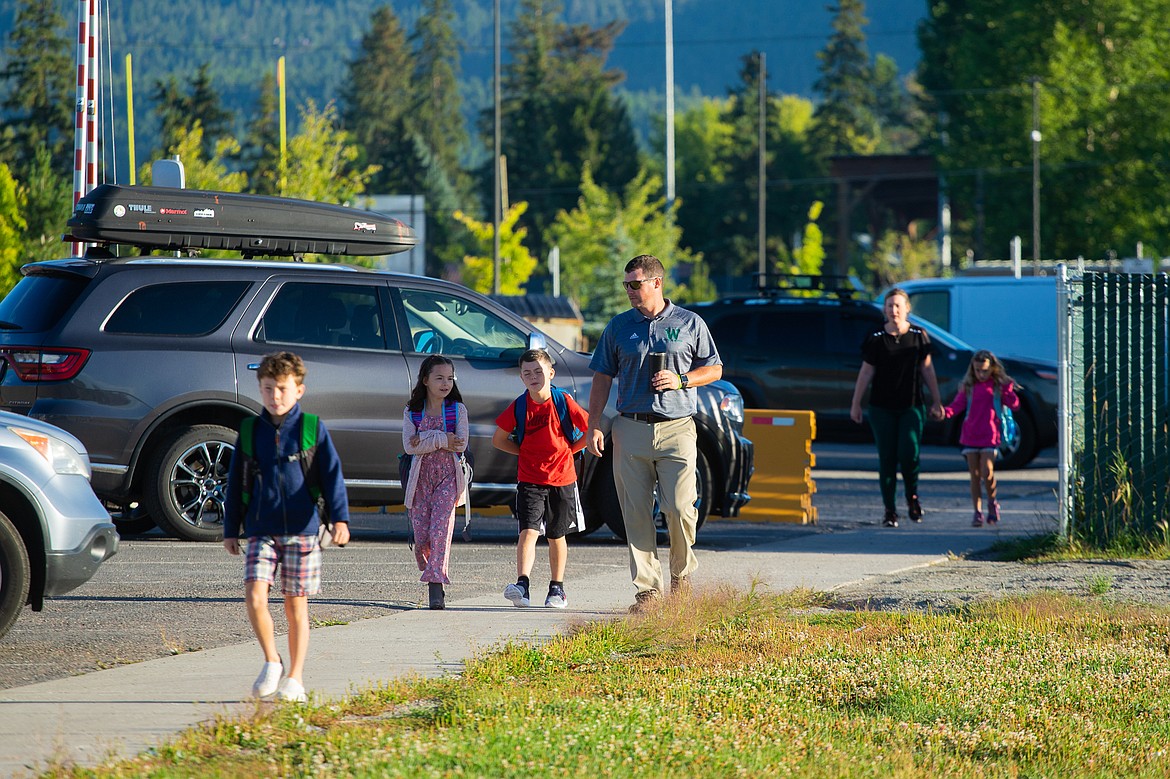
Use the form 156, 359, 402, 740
679, 372, 689, 389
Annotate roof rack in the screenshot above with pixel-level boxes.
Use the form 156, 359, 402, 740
65, 184, 418, 259
716, 273, 866, 301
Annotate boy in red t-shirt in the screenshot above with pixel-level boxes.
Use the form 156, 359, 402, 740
492, 348, 589, 608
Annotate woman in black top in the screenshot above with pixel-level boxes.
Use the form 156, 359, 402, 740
849, 288, 944, 527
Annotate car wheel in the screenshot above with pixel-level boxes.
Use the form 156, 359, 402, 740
604, 448, 711, 542
0, 510, 31, 641
997, 406, 1038, 470
146, 425, 235, 541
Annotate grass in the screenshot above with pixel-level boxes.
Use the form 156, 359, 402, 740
991, 531, 1170, 563
43, 586, 1170, 778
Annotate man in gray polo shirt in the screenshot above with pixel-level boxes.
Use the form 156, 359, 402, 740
587, 254, 723, 613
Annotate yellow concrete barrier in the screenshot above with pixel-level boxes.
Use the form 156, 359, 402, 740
735, 409, 817, 524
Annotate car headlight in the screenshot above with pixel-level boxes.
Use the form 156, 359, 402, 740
13, 427, 92, 478
719, 393, 744, 425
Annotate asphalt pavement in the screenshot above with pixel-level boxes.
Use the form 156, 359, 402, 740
0, 449, 1057, 777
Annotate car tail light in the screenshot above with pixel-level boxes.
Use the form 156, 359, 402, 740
0, 348, 91, 381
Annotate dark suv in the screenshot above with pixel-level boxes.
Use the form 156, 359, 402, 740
690, 276, 1059, 469
0, 188, 752, 541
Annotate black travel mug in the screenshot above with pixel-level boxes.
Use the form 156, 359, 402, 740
649, 352, 666, 392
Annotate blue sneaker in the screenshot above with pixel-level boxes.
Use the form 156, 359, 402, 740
504, 581, 530, 607
545, 584, 567, 609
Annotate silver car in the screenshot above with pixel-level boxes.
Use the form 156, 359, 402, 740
0, 411, 119, 640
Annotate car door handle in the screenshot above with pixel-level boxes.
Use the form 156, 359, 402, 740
247, 363, 259, 371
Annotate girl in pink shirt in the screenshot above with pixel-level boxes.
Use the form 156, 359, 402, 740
943, 350, 1020, 527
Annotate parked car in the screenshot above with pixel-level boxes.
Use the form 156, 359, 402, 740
883, 276, 1058, 363
0, 411, 119, 640
690, 276, 1059, 468
0, 185, 753, 542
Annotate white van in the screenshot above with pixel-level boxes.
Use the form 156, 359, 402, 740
883, 276, 1057, 363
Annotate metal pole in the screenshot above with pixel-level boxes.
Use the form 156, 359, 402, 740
85, 0, 98, 194
664, 0, 675, 211
1056, 262, 1071, 537
278, 57, 287, 196
1031, 77, 1041, 273
126, 53, 135, 184
72, 0, 90, 255
492, 0, 502, 294
757, 51, 766, 282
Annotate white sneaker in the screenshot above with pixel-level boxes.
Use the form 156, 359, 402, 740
544, 585, 567, 609
252, 661, 283, 699
503, 582, 530, 607
276, 676, 307, 703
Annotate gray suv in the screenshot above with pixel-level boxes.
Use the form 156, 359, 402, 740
0, 411, 119, 639
0, 193, 752, 542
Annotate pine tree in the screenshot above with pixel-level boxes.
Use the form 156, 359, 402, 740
339, 5, 418, 195
485, 0, 640, 263
808, 0, 879, 158
0, 0, 74, 176
149, 65, 234, 161
409, 0, 466, 189
240, 70, 281, 195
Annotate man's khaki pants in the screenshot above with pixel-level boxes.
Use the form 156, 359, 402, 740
611, 414, 699, 595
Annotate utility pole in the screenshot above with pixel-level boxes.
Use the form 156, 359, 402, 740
757, 51, 767, 285
1031, 76, 1041, 274
492, 0, 502, 294
664, 0, 675, 211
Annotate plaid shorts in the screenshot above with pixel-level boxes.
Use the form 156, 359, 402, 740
245, 535, 322, 596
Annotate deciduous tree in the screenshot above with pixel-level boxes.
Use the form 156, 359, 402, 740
453, 202, 537, 294
0, 162, 28, 295
547, 164, 697, 323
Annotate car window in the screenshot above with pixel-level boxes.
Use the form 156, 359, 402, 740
399, 287, 527, 359
0, 275, 90, 332
104, 281, 251, 336
705, 312, 757, 350
907, 290, 949, 331
259, 282, 392, 350
759, 310, 827, 353
834, 310, 884, 355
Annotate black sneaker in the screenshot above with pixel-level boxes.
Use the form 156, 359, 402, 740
882, 509, 899, 528
907, 495, 923, 523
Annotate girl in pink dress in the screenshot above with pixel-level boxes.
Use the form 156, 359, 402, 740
943, 350, 1019, 527
401, 355, 469, 609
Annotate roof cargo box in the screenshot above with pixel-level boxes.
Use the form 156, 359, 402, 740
66, 184, 417, 257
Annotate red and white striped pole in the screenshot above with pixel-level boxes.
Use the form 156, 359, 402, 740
72, 0, 89, 255
85, 0, 99, 196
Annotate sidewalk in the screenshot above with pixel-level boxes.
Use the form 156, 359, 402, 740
0, 509, 1031, 778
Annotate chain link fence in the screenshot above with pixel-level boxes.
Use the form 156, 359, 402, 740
1058, 266, 1170, 544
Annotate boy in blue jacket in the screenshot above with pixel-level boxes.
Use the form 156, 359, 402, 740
224, 351, 350, 703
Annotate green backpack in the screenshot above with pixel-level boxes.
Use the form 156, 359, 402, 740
238, 413, 330, 524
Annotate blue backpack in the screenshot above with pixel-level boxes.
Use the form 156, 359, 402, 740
510, 385, 584, 446
398, 399, 474, 487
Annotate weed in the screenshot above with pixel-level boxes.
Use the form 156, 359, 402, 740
1085, 573, 1114, 595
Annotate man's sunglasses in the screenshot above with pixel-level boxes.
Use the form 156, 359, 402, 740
622, 277, 661, 291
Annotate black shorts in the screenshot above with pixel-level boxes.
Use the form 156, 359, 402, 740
515, 482, 581, 539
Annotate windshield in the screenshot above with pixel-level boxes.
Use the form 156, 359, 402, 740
909, 313, 974, 351
0, 275, 89, 333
